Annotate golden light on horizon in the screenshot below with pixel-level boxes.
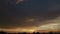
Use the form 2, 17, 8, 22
0, 28, 36, 33
0, 19, 60, 33
37, 23, 60, 31
0, 23, 60, 33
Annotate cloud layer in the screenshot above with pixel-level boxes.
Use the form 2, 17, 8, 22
0, 0, 60, 31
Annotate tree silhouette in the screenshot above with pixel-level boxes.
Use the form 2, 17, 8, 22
36, 32, 40, 34
32, 32, 35, 34
28, 33, 30, 34
22, 32, 27, 34
0, 31, 7, 34
14, 33, 16, 34
18, 32, 21, 34
42, 32, 46, 34
49, 32, 53, 34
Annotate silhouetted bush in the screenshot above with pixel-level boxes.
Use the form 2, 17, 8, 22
22, 32, 27, 34
53, 32, 58, 34
56, 32, 60, 34
58, 32, 60, 34
36, 32, 40, 34
14, 33, 17, 34
27, 33, 30, 34
0, 31, 7, 34
42, 32, 46, 34
32, 32, 35, 34
48, 32, 53, 34
18, 32, 21, 34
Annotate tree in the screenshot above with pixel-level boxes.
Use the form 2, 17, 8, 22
32, 32, 35, 34
22, 32, 27, 34
49, 32, 53, 34
36, 32, 40, 34
0, 31, 7, 34
42, 32, 46, 34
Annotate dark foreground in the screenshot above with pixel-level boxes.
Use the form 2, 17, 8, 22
0, 31, 60, 34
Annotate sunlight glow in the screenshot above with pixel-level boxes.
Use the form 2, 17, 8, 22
0, 28, 35, 33
37, 23, 60, 30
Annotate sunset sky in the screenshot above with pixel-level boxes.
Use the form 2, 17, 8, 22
0, 0, 60, 32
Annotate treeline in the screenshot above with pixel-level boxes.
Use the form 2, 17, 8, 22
0, 31, 60, 34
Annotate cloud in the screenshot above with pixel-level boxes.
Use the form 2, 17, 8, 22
37, 23, 60, 31
16, 0, 23, 4
0, 0, 60, 32
0, 27, 37, 33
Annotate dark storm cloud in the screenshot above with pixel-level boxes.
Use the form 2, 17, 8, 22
0, 0, 60, 28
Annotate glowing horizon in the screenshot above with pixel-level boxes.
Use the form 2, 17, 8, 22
0, 23, 60, 33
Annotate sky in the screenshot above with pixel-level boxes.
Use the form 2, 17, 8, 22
0, 0, 60, 32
